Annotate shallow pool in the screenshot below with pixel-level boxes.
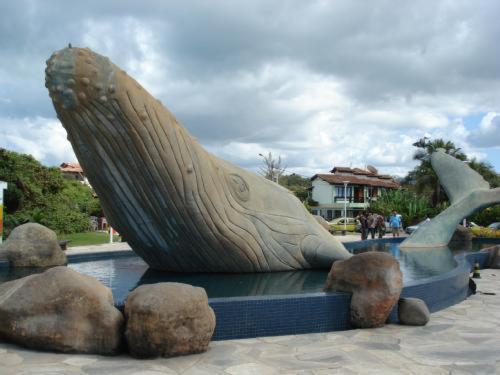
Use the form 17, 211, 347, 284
0, 239, 496, 305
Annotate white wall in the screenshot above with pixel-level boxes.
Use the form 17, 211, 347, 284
311, 179, 334, 205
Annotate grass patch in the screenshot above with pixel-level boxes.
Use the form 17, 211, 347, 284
59, 232, 122, 247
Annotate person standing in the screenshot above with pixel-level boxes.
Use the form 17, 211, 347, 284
389, 210, 402, 237
376, 214, 386, 238
367, 212, 376, 239
358, 212, 368, 240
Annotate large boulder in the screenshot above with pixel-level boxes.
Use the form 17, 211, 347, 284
398, 297, 430, 326
0, 223, 67, 267
0, 266, 124, 354
124, 283, 216, 358
324, 252, 403, 328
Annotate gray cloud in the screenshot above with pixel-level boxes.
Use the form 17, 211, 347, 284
468, 115, 500, 148
0, 0, 499, 175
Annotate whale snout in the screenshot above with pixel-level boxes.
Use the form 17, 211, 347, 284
45, 46, 116, 111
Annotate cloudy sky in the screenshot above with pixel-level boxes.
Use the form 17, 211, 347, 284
1, 1, 499, 177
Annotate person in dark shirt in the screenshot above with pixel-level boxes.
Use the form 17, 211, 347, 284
357, 212, 368, 240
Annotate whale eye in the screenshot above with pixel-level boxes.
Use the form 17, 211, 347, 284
227, 173, 250, 202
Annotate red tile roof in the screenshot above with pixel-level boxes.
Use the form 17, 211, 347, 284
312, 174, 400, 188
59, 162, 83, 173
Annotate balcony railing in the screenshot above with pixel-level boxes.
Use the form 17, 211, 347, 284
334, 196, 377, 204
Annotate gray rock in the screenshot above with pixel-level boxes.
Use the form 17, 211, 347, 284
324, 252, 403, 328
450, 225, 473, 242
0, 266, 124, 354
398, 297, 430, 326
0, 223, 67, 267
486, 245, 500, 269
124, 282, 216, 358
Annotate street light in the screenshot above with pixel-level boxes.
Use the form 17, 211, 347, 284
343, 181, 349, 234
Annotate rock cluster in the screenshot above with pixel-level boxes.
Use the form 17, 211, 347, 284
398, 298, 430, 326
125, 283, 216, 358
0, 223, 67, 267
0, 267, 123, 354
325, 252, 403, 328
0, 266, 216, 357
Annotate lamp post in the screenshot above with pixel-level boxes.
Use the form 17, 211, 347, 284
343, 181, 349, 234
0, 181, 7, 244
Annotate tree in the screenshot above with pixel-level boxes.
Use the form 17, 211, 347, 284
370, 189, 447, 226
259, 152, 286, 183
279, 173, 311, 201
0, 148, 101, 236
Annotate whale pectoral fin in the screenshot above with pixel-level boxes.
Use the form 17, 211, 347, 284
300, 234, 352, 269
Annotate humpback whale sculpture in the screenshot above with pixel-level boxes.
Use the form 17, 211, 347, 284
45, 46, 351, 272
401, 149, 500, 248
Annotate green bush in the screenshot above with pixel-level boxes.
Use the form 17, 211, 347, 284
471, 227, 500, 238
469, 204, 500, 227
370, 189, 441, 226
1, 148, 101, 236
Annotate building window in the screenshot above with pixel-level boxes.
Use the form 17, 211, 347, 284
326, 210, 333, 220
335, 186, 353, 198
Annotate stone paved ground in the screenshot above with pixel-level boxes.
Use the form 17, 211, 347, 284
0, 271, 498, 374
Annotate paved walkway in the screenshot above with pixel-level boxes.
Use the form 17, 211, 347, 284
0, 271, 498, 374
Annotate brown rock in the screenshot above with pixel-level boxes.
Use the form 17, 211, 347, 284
0, 266, 124, 354
450, 225, 473, 242
124, 283, 216, 358
324, 252, 403, 328
1, 223, 67, 267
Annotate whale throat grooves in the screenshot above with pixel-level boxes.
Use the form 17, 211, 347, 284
45, 46, 352, 272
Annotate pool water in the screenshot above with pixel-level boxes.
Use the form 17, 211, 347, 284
0, 240, 495, 305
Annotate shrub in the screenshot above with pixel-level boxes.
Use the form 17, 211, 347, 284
471, 227, 500, 238
1, 148, 100, 237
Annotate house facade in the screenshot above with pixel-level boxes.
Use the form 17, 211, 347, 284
310, 167, 399, 220
59, 162, 91, 187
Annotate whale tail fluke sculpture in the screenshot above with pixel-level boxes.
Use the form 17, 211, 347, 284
400, 149, 500, 248
45, 46, 351, 272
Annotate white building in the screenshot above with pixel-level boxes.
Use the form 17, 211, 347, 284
310, 167, 399, 220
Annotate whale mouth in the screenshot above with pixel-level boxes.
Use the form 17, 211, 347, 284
45, 46, 116, 111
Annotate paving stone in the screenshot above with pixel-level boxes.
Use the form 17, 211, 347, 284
225, 362, 279, 375
0, 271, 499, 373
62, 356, 98, 367
0, 352, 23, 366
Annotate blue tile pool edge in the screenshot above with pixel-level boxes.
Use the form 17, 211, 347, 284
1, 239, 498, 341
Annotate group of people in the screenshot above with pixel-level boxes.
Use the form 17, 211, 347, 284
356, 210, 402, 240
